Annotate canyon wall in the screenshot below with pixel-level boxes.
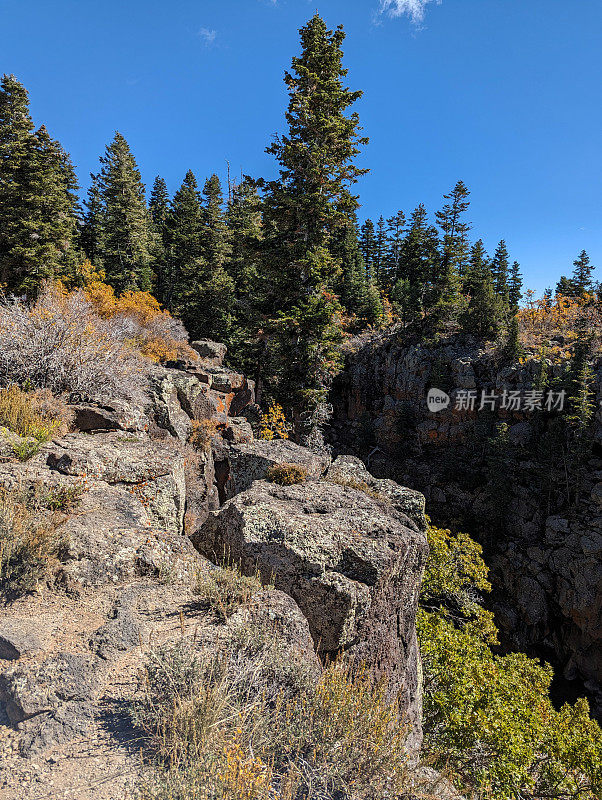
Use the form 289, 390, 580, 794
330, 328, 602, 713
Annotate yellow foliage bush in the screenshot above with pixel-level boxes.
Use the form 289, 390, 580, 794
83, 277, 197, 364
518, 290, 602, 358
258, 403, 290, 441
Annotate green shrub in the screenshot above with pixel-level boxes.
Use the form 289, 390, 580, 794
265, 463, 308, 486
326, 473, 386, 502
419, 523, 602, 800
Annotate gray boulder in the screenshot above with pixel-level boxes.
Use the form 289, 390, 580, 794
191, 339, 227, 365
326, 455, 427, 531
193, 478, 428, 749
224, 439, 331, 498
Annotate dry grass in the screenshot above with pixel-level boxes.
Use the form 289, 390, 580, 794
266, 463, 308, 486
0, 485, 69, 596
0, 385, 72, 441
133, 632, 410, 800
194, 565, 263, 621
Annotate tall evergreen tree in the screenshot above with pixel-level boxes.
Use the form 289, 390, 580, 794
148, 176, 170, 303
571, 250, 595, 296
80, 174, 102, 267
392, 204, 439, 323
0, 75, 80, 294
491, 239, 510, 300
201, 174, 231, 270
464, 239, 490, 297
509, 260, 523, 308
384, 210, 406, 289
226, 178, 266, 374
261, 13, 368, 411
165, 170, 234, 341
461, 243, 503, 339
165, 170, 203, 314
359, 219, 377, 280
93, 132, 152, 292
374, 215, 387, 287
149, 176, 170, 228
433, 180, 470, 324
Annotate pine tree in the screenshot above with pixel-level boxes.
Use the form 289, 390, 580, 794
0, 75, 80, 294
149, 176, 169, 228
571, 250, 595, 296
374, 215, 387, 287
94, 132, 152, 292
359, 219, 377, 280
165, 170, 234, 341
464, 239, 490, 297
461, 240, 503, 338
164, 169, 203, 314
384, 210, 406, 288
509, 261, 523, 308
226, 178, 266, 374
201, 174, 231, 270
148, 176, 170, 303
226, 177, 263, 295
555, 275, 574, 297
503, 314, 523, 363
261, 14, 367, 411
393, 204, 439, 324
433, 180, 470, 325
80, 174, 102, 267
491, 239, 510, 300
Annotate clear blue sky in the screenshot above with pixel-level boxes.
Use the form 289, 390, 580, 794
1, 0, 601, 293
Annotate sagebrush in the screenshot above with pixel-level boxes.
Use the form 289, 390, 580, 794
134, 634, 409, 800
0, 484, 69, 596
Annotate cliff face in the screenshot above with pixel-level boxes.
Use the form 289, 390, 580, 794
330, 328, 602, 714
0, 343, 427, 798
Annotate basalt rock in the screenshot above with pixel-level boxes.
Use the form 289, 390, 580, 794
330, 328, 602, 714
193, 477, 428, 750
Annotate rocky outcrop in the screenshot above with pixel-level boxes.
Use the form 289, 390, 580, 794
330, 328, 602, 713
194, 477, 428, 748
326, 454, 427, 531
0, 339, 429, 796
220, 438, 331, 499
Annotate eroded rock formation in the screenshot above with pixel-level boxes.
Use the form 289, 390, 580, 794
330, 328, 602, 713
0, 341, 428, 798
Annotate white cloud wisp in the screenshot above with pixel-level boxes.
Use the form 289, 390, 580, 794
380, 0, 442, 24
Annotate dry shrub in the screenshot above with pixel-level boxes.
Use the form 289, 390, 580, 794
0, 385, 72, 441
0, 485, 68, 596
266, 463, 308, 486
134, 633, 409, 800
85, 280, 197, 364
0, 283, 143, 399
194, 565, 263, 621
188, 419, 220, 452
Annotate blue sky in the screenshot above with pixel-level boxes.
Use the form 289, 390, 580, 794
1, 0, 601, 293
